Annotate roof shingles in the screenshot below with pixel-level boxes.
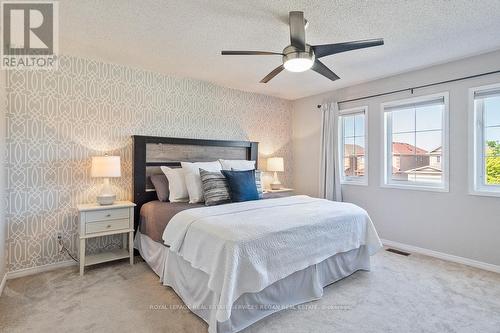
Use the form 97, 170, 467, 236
392, 142, 428, 155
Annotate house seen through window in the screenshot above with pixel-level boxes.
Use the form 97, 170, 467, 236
383, 93, 448, 190
339, 107, 367, 185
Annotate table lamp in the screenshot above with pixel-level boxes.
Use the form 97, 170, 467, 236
91, 155, 121, 205
267, 157, 284, 190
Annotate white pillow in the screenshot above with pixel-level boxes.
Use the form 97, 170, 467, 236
160, 166, 188, 202
218, 159, 256, 171
181, 161, 221, 203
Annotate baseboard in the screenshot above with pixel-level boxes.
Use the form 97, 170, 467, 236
0, 273, 7, 297
381, 239, 500, 274
6, 260, 77, 280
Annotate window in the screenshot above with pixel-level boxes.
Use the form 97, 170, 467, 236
338, 107, 368, 185
470, 83, 500, 196
382, 93, 449, 191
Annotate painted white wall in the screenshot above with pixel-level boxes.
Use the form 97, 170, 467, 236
292, 49, 500, 266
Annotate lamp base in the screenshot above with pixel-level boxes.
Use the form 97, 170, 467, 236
270, 183, 282, 190
97, 194, 116, 205
97, 178, 116, 205
270, 171, 282, 190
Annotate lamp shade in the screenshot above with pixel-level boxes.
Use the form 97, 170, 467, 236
267, 157, 284, 172
91, 156, 121, 178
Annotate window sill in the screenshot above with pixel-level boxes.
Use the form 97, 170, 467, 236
381, 183, 449, 193
469, 189, 500, 198
341, 181, 368, 187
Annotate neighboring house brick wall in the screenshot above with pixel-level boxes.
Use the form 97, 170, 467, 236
392, 154, 430, 180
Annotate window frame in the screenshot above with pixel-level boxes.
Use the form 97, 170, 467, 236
468, 82, 500, 197
381, 92, 450, 192
338, 106, 368, 186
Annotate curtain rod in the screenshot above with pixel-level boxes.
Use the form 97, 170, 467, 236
316, 69, 500, 108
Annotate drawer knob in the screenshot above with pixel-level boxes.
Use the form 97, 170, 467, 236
106, 224, 111, 228
105, 214, 111, 217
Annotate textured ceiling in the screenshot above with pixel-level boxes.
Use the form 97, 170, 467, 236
61, 0, 500, 100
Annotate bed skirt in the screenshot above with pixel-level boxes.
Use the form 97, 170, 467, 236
135, 232, 370, 333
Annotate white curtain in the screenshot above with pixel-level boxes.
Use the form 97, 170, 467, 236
319, 102, 342, 201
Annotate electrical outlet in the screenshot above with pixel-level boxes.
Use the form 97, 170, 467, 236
57, 233, 64, 252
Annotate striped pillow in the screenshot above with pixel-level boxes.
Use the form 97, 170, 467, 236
199, 169, 231, 206
255, 170, 263, 199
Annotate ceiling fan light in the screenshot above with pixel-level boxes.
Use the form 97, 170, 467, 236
284, 58, 313, 72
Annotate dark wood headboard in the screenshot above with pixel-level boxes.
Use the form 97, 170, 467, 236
132, 135, 258, 229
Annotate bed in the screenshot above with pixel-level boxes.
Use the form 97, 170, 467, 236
132, 135, 382, 333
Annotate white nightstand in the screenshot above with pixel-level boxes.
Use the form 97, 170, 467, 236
263, 188, 295, 198
77, 201, 136, 276
264, 188, 294, 193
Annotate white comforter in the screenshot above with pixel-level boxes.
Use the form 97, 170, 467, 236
163, 195, 382, 323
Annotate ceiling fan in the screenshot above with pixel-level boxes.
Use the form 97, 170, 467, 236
221, 11, 384, 83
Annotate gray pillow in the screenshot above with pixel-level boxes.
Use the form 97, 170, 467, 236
150, 174, 169, 202
199, 169, 231, 206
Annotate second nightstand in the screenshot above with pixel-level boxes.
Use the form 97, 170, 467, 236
77, 201, 136, 276
263, 188, 295, 198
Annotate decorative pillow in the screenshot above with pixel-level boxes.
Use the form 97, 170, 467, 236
199, 169, 231, 206
181, 161, 221, 203
150, 174, 169, 202
221, 169, 259, 202
160, 166, 189, 202
254, 170, 263, 199
219, 159, 256, 171
232, 168, 263, 199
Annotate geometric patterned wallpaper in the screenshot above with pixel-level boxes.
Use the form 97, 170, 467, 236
5, 55, 292, 272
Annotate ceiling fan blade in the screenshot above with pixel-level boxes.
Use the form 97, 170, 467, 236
289, 11, 306, 51
260, 65, 284, 83
221, 51, 283, 56
312, 38, 384, 58
311, 60, 340, 81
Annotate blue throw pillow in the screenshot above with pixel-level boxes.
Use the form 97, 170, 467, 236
221, 170, 259, 202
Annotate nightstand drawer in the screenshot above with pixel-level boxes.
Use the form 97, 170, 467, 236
86, 218, 130, 234
86, 208, 129, 222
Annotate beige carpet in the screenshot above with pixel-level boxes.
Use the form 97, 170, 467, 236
1, 249, 499, 333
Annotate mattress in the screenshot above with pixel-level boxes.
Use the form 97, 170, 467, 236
139, 200, 203, 242
139, 192, 290, 243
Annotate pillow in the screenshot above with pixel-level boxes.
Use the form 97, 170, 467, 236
150, 174, 169, 202
232, 168, 263, 199
221, 169, 259, 202
160, 166, 188, 202
199, 169, 231, 206
181, 161, 221, 203
219, 159, 256, 171
254, 170, 263, 199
